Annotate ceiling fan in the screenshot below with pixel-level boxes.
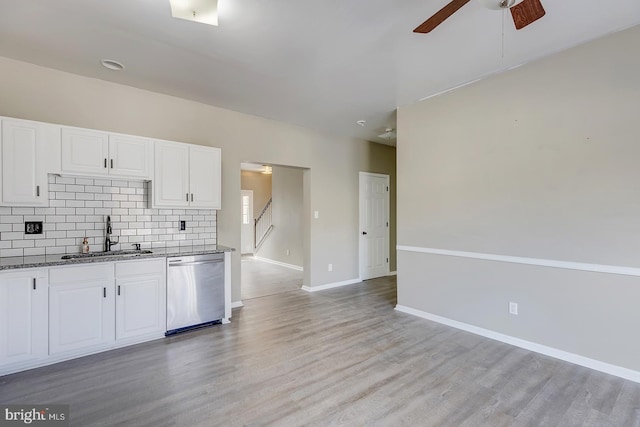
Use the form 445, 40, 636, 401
414, 0, 545, 33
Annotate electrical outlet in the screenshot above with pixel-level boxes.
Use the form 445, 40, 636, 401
328, 263, 333, 272
509, 302, 518, 316
286, 249, 290, 256
180, 221, 186, 231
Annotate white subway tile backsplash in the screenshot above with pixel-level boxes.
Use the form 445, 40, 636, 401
24, 248, 46, 256
65, 185, 85, 192
1, 216, 23, 224
56, 223, 76, 231
0, 175, 217, 257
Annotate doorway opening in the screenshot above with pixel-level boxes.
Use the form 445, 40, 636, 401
239, 163, 306, 301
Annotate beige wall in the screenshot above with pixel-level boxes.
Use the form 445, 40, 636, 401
241, 170, 272, 218
397, 25, 640, 372
0, 56, 396, 302
257, 166, 304, 267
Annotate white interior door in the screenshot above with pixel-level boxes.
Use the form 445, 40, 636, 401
241, 190, 254, 254
359, 172, 389, 280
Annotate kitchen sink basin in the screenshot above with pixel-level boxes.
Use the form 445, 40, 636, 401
61, 250, 153, 260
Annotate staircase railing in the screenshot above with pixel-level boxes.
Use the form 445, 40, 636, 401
254, 198, 273, 251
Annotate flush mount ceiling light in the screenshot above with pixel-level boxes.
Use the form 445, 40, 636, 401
356, 120, 366, 127
377, 128, 396, 141
169, 0, 218, 26
101, 59, 124, 71
261, 165, 273, 175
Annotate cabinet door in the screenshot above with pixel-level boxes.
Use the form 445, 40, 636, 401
116, 275, 164, 340
153, 141, 189, 207
49, 282, 114, 355
61, 127, 110, 176
0, 270, 47, 366
189, 146, 221, 209
109, 135, 152, 179
1, 119, 49, 206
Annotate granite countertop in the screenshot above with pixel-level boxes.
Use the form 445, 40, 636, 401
0, 245, 235, 271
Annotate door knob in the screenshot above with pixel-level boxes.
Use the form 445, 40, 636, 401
362, 231, 367, 235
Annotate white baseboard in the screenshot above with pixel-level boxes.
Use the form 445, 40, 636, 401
301, 278, 361, 292
388, 271, 397, 276
231, 301, 244, 308
253, 256, 303, 271
395, 305, 640, 384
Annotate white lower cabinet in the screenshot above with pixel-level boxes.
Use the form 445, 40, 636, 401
48, 259, 165, 357
49, 264, 115, 355
0, 258, 170, 375
0, 269, 48, 367
115, 259, 166, 341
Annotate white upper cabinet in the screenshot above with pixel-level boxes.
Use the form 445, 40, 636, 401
61, 128, 152, 179
190, 145, 221, 208
108, 134, 152, 178
1, 118, 58, 207
153, 141, 190, 207
153, 141, 221, 209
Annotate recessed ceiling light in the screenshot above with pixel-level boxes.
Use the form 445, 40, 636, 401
101, 59, 125, 71
169, 0, 218, 26
356, 120, 366, 127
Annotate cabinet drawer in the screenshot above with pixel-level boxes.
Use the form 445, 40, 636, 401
115, 258, 164, 277
50, 263, 114, 285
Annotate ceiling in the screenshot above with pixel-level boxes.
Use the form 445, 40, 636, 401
0, 1, 639, 146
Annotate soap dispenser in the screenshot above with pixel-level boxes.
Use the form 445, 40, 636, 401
82, 237, 90, 254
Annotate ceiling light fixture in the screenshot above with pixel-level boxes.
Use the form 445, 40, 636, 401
261, 165, 272, 175
356, 120, 366, 127
169, 0, 218, 26
377, 128, 396, 141
101, 59, 125, 71
477, 0, 523, 10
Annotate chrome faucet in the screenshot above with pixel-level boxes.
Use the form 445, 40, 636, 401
104, 215, 119, 252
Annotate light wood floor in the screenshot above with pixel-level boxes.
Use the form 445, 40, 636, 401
241, 255, 303, 300
2, 276, 640, 426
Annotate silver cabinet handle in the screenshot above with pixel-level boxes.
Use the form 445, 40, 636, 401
186, 193, 189, 202
110, 159, 114, 169
191, 193, 194, 202
117, 285, 121, 296
104, 158, 107, 168
103, 287, 107, 298
36, 186, 40, 197
33, 278, 36, 290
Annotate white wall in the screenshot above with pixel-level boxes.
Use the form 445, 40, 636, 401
257, 166, 304, 267
0, 56, 397, 302
240, 171, 271, 218
397, 25, 640, 373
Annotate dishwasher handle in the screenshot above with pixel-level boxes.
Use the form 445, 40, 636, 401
168, 259, 224, 267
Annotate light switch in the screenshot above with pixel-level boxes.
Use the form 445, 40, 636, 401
314, 211, 319, 219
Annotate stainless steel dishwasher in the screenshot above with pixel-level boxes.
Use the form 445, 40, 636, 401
166, 253, 225, 335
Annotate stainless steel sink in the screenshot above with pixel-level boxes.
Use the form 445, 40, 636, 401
61, 250, 153, 260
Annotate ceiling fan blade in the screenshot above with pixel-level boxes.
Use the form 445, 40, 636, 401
510, 0, 546, 30
413, 0, 472, 34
